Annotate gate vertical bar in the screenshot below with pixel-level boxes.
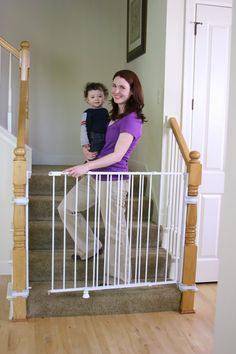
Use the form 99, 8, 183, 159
96, 176, 102, 286
125, 175, 131, 284
73, 177, 79, 288
92, 175, 98, 287
128, 175, 134, 283
51, 175, 56, 291
118, 176, 123, 285
85, 175, 91, 292
62, 174, 67, 289
107, 175, 112, 285
145, 174, 152, 282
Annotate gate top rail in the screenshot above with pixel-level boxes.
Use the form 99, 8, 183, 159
48, 171, 185, 177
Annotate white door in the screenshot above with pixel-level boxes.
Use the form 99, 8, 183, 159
191, 4, 231, 282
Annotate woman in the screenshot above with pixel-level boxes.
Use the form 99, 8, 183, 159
58, 70, 146, 285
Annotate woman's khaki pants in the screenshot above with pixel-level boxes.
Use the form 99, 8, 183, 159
58, 176, 131, 283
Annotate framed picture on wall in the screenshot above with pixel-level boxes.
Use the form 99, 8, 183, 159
126, 0, 147, 62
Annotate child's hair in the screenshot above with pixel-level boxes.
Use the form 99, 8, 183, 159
84, 82, 109, 99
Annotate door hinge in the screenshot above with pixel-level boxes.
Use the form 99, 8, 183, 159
194, 21, 203, 36
191, 98, 194, 110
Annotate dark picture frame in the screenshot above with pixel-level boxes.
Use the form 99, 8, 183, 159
126, 0, 147, 62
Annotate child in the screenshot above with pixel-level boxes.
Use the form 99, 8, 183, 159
80, 82, 109, 161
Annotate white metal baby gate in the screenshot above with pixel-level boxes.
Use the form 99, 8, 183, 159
48, 170, 188, 298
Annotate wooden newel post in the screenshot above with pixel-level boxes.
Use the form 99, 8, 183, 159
180, 151, 202, 314
12, 41, 30, 320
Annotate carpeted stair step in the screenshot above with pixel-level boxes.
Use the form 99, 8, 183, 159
29, 195, 152, 222
29, 248, 169, 282
29, 220, 162, 250
27, 282, 181, 318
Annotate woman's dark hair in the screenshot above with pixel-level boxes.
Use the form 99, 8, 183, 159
84, 82, 108, 99
110, 70, 146, 123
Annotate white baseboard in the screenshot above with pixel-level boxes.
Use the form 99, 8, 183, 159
0, 261, 12, 275
196, 259, 219, 282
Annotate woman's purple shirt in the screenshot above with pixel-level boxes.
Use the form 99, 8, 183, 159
92, 112, 142, 175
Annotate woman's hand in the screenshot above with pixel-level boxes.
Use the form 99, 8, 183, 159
63, 164, 89, 178
82, 145, 97, 161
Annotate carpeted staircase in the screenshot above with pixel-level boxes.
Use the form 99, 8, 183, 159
27, 165, 181, 318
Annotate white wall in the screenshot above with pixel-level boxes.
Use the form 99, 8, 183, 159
213, 1, 236, 352
0, 127, 32, 275
161, 0, 185, 174
0, 128, 14, 274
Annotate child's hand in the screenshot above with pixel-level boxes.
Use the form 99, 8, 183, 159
82, 145, 97, 161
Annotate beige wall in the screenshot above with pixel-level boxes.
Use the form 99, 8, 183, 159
0, 0, 127, 164
0, 0, 167, 170
126, 0, 167, 172
0, 0, 168, 274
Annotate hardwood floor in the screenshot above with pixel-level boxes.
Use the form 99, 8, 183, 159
0, 276, 217, 354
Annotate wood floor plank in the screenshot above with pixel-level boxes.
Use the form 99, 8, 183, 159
0, 276, 217, 354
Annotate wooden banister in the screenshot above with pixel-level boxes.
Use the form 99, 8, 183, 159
169, 117, 190, 165
169, 118, 202, 314
0, 36, 20, 59
12, 40, 30, 320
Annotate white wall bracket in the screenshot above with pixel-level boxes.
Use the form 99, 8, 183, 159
185, 196, 198, 205
7, 282, 29, 300
14, 197, 29, 205
178, 283, 198, 292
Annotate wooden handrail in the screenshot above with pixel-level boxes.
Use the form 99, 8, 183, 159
169, 117, 190, 165
0, 36, 20, 59
169, 117, 202, 314
12, 40, 30, 320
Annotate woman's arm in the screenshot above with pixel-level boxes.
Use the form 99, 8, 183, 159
65, 132, 134, 177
